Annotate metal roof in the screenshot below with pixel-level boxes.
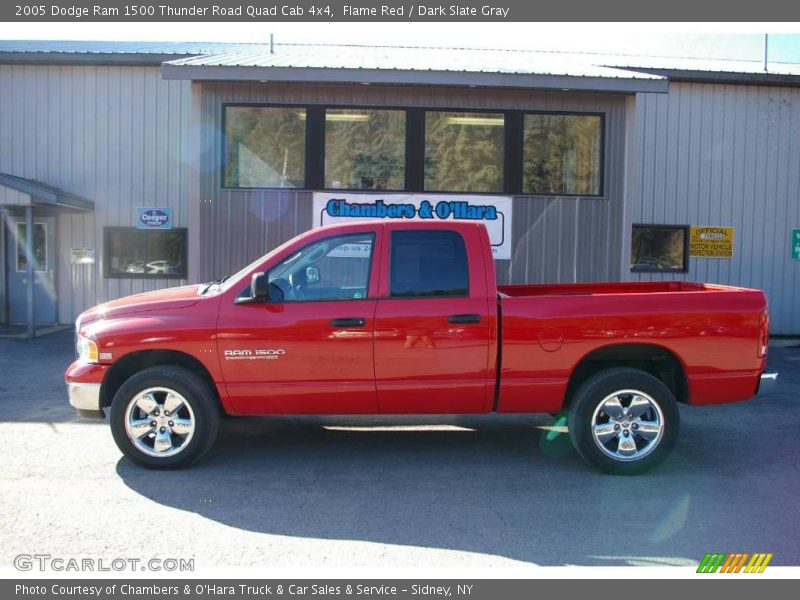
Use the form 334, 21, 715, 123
163, 45, 660, 77
600, 53, 800, 77
0, 40, 271, 65
159, 44, 668, 93
0, 40, 268, 55
3, 40, 800, 88
0, 173, 94, 212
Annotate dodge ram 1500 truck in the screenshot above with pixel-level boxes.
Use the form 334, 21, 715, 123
66, 221, 777, 473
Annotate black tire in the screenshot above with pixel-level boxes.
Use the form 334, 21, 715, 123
567, 367, 680, 475
110, 365, 220, 469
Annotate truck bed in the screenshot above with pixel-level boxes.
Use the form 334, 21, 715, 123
498, 281, 735, 297
495, 280, 768, 413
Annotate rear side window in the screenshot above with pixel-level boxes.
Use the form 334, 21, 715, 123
389, 230, 469, 297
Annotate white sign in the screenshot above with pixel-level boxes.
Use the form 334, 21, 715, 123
312, 193, 513, 259
327, 242, 372, 258
70, 248, 95, 264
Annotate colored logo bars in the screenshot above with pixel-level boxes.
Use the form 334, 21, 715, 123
697, 552, 773, 573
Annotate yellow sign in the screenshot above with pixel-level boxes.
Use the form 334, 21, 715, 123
690, 226, 734, 258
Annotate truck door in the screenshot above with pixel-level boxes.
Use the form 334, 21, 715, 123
373, 225, 492, 413
217, 228, 381, 415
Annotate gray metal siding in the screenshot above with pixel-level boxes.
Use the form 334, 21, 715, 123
628, 81, 800, 334
0, 185, 31, 206
0, 65, 194, 323
200, 82, 628, 287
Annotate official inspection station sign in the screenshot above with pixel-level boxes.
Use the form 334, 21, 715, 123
690, 226, 734, 258
312, 193, 513, 259
70, 248, 95, 264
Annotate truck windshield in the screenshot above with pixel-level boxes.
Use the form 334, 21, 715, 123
200, 243, 291, 295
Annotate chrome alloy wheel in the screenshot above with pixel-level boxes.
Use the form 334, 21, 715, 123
590, 389, 665, 462
124, 387, 195, 458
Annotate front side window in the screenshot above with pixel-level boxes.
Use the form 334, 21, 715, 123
325, 109, 406, 190
424, 111, 504, 192
630, 225, 689, 272
105, 228, 188, 278
224, 106, 306, 188
523, 113, 602, 196
390, 230, 468, 298
266, 233, 375, 302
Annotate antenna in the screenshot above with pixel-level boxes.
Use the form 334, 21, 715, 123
764, 33, 768, 72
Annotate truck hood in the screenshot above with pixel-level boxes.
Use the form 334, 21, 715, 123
78, 284, 202, 327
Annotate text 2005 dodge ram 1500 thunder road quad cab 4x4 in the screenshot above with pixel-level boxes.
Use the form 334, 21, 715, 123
66, 221, 777, 474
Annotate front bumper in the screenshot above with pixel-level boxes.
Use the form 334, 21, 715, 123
65, 360, 108, 418
757, 371, 778, 395
67, 382, 104, 418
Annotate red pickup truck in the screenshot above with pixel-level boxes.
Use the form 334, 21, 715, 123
66, 221, 776, 474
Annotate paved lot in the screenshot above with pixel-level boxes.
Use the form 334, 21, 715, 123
1, 331, 798, 571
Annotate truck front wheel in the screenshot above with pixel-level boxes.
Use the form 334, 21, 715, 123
110, 366, 220, 469
567, 367, 680, 475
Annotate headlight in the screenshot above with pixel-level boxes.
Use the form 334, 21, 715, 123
77, 335, 98, 363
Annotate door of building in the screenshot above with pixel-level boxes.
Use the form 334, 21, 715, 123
6, 217, 57, 324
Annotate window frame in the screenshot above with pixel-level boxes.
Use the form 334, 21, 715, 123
262, 232, 378, 304
421, 108, 508, 195
630, 223, 690, 274
220, 102, 311, 190
15, 222, 48, 273
520, 110, 606, 198
388, 229, 470, 299
322, 107, 408, 193
103, 227, 189, 280
220, 103, 606, 198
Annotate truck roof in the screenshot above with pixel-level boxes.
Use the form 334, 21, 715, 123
314, 220, 487, 233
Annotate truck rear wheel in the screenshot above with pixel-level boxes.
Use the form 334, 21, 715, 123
110, 366, 219, 469
567, 367, 679, 475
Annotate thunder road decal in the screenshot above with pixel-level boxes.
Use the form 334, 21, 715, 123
223, 349, 286, 361
697, 552, 773, 573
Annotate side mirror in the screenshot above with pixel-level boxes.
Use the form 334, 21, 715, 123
306, 266, 321, 285
251, 272, 268, 301
267, 282, 285, 303
235, 273, 268, 305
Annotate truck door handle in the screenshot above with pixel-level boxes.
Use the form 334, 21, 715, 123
448, 314, 481, 324
330, 317, 366, 328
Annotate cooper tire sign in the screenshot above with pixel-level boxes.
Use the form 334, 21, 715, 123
313, 193, 513, 259
136, 207, 173, 230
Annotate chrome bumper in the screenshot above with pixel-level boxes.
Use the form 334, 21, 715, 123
757, 371, 778, 395
67, 382, 104, 418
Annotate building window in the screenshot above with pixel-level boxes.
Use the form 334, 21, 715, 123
324, 109, 406, 190
390, 230, 469, 297
104, 228, 188, 278
224, 106, 306, 188
221, 104, 606, 196
631, 225, 689, 273
15, 222, 47, 272
424, 111, 504, 193
523, 113, 602, 196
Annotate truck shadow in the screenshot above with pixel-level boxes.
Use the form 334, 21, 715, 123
115, 414, 713, 566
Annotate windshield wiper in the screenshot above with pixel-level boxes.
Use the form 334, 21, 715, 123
200, 275, 229, 294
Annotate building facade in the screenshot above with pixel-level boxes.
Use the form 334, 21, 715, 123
0, 42, 798, 334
